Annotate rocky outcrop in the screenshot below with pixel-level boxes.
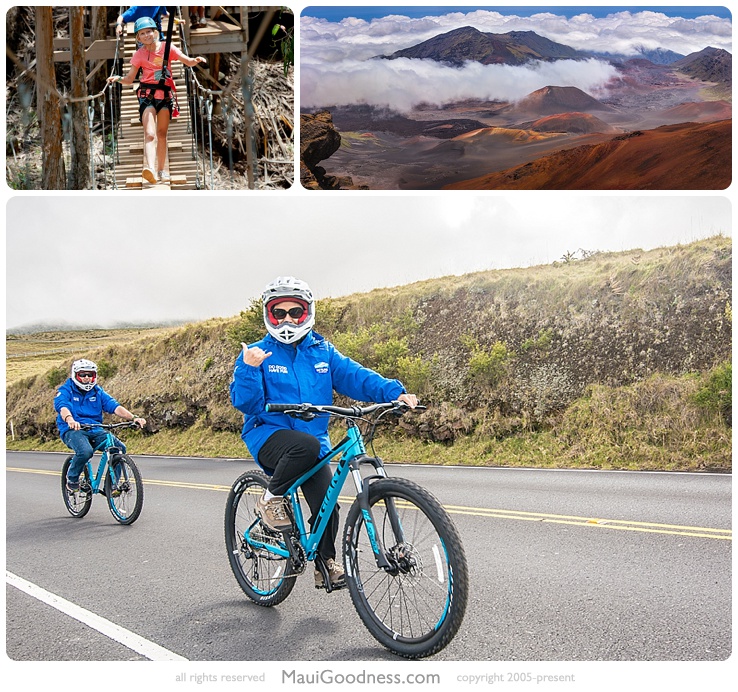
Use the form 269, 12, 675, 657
299, 111, 353, 190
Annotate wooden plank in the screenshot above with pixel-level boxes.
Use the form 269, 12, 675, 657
128, 141, 183, 154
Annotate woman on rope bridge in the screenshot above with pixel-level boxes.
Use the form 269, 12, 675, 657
107, 16, 207, 184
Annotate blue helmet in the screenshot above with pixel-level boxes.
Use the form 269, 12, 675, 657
134, 16, 157, 35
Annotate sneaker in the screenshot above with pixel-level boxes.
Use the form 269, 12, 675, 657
158, 170, 171, 182
314, 558, 346, 589
255, 493, 292, 532
142, 166, 156, 184
199, 16, 207, 26
66, 479, 80, 493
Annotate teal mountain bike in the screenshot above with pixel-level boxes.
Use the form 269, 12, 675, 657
61, 422, 144, 525
225, 401, 468, 659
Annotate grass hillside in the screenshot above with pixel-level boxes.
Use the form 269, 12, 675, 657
6, 237, 731, 471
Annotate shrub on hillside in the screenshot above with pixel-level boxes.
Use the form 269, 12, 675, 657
46, 366, 66, 388
692, 361, 731, 425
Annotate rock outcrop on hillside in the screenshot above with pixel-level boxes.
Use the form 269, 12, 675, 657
300, 110, 356, 190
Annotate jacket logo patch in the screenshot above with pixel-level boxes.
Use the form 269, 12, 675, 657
267, 364, 288, 374
89, 397, 97, 402
314, 361, 329, 374
73, 397, 80, 401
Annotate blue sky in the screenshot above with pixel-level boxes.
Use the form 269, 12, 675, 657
302, 6, 732, 21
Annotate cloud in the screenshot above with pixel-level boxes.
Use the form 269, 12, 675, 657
302, 9, 732, 60
301, 56, 619, 111
301, 8, 731, 109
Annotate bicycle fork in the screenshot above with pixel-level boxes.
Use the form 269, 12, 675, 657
349, 455, 405, 574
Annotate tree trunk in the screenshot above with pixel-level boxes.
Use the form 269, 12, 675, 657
89, 6, 109, 97
36, 6, 66, 189
70, 6, 92, 189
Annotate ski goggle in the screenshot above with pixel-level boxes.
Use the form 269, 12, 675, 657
271, 306, 305, 320
75, 371, 96, 379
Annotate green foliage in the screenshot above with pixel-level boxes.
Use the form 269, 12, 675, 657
462, 335, 513, 387
374, 337, 410, 377
226, 299, 264, 350
314, 297, 343, 336
46, 366, 66, 388
97, 359, 118, 379
396, 355, 433, 394
521, 328, 554, 353
692, 362, 731, 422
203, 356, 214, 372
271, 12, 294, 76
330, 312, 421, 382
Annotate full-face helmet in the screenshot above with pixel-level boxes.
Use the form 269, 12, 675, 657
262, 276, 315, 344
71, 359, 98, 392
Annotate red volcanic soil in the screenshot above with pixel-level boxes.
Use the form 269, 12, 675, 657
526, 112, 619, 134
445, 119, 731, 190
659, 100, 732, 124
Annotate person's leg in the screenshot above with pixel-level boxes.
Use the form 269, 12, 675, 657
62, 430, 95, 485
155, 105, 170, 176
258, 429, 341, 571
258, 429, 321, 495
256, 429, 321, 531
300, 463, 340, 561
140, 105, 158, 181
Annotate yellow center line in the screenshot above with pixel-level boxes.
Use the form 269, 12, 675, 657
8, 467, 731, 540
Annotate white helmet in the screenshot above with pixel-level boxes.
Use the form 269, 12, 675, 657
71, 359, 98, 391
262, 276, 315, 344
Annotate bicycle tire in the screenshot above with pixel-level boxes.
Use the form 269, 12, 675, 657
105, 454, 144, 525
343, 477, 468, 659
61, 455, 93, 518
224, 470, 297, 607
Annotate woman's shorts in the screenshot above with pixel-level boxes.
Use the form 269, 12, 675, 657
138, 94, 173, 121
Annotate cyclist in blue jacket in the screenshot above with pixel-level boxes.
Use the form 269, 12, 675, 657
54, 359, 146, 492
230, 276, 418, 589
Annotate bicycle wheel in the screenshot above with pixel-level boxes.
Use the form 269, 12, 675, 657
224, 470, 297, 607
105, 454, 144, 525
343, 477, 468, 658
61, 456, 93, 518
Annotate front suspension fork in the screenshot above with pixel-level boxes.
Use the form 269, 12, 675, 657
350, 455, 404, 572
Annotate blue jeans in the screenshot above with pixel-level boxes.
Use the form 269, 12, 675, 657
62, 429, 126, 483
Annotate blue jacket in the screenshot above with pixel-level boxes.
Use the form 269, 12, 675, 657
54, 379, 121, 438
230, 331, 406, 466
121, 6, 167, 32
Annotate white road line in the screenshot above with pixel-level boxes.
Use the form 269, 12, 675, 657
6, 571, 188, 661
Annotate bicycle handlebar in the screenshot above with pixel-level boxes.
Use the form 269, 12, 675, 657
266, 401, 426, 417
78, 421, 143, 431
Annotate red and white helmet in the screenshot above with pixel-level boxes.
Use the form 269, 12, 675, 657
262, 276, 315, 344
71, 359, 98, 391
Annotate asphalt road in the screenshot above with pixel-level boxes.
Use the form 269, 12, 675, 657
6, 451, 731, 663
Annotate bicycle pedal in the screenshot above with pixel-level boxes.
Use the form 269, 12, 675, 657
315, 581, 347, 592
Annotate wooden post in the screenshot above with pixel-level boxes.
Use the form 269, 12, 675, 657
241, 6, 255, 189
70, 6, 92, 189
36, 7, 66, 189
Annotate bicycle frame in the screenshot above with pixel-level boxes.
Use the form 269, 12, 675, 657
82, 430, 126, 493
244, 421, 399, 569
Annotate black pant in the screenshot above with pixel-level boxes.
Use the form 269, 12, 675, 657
258, 429, 339, 560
